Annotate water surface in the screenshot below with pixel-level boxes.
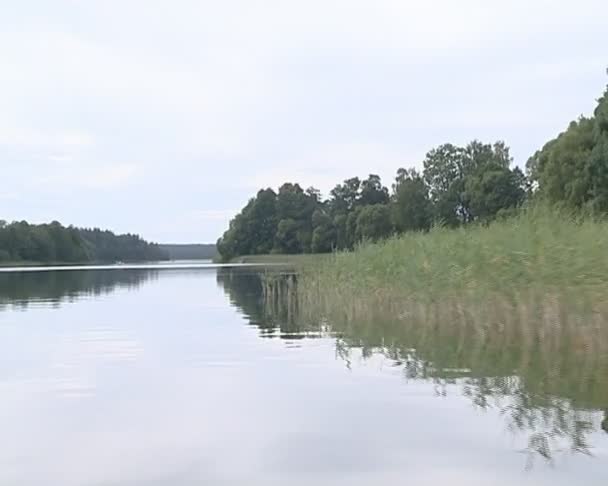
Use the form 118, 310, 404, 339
0, 265, 606, 485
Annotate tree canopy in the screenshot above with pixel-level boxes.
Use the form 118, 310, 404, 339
0, 221, 168, 264
216, 151, 525, 261
527, 85, 608, 211
215, 76, 607, 261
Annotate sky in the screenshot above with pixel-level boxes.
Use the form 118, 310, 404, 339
1, 0, 607, 243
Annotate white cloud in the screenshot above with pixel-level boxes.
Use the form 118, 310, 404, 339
1, 0, 607, 240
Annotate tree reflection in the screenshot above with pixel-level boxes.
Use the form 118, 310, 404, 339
216, 267, 320, 339
217, 268, 608, 466
0, 269, 157, 310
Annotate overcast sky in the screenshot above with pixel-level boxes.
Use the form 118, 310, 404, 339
1, 1, 607, 243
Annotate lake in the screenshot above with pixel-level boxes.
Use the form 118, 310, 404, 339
0, 264, 607, 485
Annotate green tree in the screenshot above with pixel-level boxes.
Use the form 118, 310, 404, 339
392, 168, 432, 232
355, 205, 393, 242
423, 143, 468, 226
274, 218, 303, 254
345, 208, 360, 248
0, 220, 162, 264
311, 209, 336, 253
274, 183, 320, 253
424, 140, 520, 225
527, 82, 608, 212
329, 177, 361, 214
527, 118, 596, 209
333, 213, 349, 250
466, 166, 527, 222
359, 174, 390, 206
248, 188, 278, 254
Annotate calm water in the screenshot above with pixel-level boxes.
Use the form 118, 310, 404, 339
0, 264, 607, 485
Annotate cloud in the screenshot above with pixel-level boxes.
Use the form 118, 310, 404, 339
244, 142, 419, 196
1, 0, 607, 241
33, 162, 139, 191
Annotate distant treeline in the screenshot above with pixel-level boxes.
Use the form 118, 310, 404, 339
0, 221, 168, 264
217, 80, 608, 261
160, 244, 217, 260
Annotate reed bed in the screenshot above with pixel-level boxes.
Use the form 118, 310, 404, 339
298, 207, 608, 301
261, 210, 608, 461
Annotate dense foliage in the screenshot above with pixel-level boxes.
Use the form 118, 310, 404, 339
218, 80, 608, 261
527, 85, 608, 211
79, 228, 168, 262
0, 220, 168, 264
217, 143, 526, 261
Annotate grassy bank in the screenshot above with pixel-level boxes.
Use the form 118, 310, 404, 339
227, 253, 328, 265
299, 208, 608, 302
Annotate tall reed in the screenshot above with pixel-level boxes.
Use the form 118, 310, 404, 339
299, 207, 608, 301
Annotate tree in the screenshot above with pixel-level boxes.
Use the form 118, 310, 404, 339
274, 218, 302, 254
424, 140, 522, 225
0, 221, 164, 264
526, 118, 596, 209
355, 205, 393, 242
311, 209, 336, 253
275, 183, 320, 252
423, 143, 468, 226
329, 177, 361, 214
466, 166, 527, 222
248, 188, 278, 254
359, 174, 390, 206
392, 168, 432, 232
527, 82, 608, 212
331, 213, 347, 250
345, 209, 360, 248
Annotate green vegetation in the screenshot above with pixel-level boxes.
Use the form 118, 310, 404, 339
216, 147, 526, 261
216, 79, 608, 464
218, 266, 608, 463
527, 86, 608, 211
0, 220, 168, 264
160, 243, 217, 260
298, 208, 608, 301
227, 253, 325, 265
292, 79, 608, 301
217, 79, 608, 263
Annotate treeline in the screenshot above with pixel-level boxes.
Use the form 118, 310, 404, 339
79, 228, 168, 262
160, 244, 217, 260
217, 81, 608, 261
217, 144, 525, 260
0, 220, 168, 264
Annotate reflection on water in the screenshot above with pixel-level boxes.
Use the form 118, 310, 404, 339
1, 265, 607, 485
217, 267, 316, 340
0, 268, 158, 309
217, 267, 608, 469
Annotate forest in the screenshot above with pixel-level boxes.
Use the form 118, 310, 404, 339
160, 244, 217, 260
0, 221, 168, 264
217, 82, 608, 262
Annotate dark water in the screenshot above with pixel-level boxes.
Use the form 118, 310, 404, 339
0, 265, 606, 485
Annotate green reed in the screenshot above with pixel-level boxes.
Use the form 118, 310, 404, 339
299, 207, 608, 301
286, 210, 608, 463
